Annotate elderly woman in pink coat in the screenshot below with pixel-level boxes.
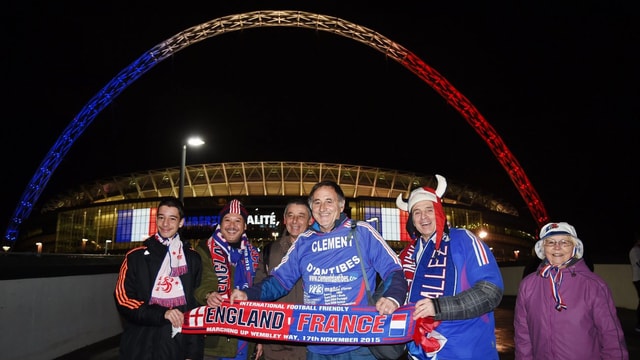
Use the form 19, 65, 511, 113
514, 222, 628, 359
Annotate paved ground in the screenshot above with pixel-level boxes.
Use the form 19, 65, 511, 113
56, 295, 639, 359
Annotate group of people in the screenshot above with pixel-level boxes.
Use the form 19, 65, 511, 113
112, 175, 630, 360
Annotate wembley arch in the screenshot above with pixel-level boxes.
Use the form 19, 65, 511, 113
4, 10, 548, 243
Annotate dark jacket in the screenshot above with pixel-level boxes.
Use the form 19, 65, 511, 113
114, 236, 204, 360
254, 234, 307, 360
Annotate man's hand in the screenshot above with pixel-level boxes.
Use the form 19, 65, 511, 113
375, 296, 399, 315
230, 289, 248, 303
413, 298, 436, 320
205, 289, 248, 306
205, 292, 225, 307
164, 308, 184, 327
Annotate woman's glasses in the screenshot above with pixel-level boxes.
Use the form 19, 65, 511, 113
543, 239, 573, 247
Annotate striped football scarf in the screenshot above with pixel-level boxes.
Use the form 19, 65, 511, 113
149, 233, 187, 307
538, 256, 575, 312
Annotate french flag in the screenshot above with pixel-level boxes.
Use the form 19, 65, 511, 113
370, 207, 411, 242
388, 313, 408, 337
115, 207, 157, 243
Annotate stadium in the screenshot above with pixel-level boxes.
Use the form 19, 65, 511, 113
14, 161, 537, 263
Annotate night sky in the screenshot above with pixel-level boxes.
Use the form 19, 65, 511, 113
3, 1, 638, 261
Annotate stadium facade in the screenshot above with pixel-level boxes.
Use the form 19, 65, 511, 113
16, 161, 537, 262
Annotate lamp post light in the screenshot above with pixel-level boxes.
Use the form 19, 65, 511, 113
36, 242, 42, 256
82, 238, 88, 253
104, 239, 112, 255
179, 136, 205, 204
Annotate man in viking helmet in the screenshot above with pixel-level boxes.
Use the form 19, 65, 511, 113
397, 174, 504, 360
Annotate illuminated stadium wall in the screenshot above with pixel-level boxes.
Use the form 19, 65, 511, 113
26, 162, 535, 261
53, 197, 490, 255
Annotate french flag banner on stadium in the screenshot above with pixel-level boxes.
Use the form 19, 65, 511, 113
182, 300, 416, 345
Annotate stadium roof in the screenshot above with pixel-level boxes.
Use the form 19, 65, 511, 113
42, 161, 521, 217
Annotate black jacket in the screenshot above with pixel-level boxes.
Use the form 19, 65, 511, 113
114, 236, 204, 360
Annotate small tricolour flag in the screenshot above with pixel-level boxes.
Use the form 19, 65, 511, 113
389, 313, 407, 337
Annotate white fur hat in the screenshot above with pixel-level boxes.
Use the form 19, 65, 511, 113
534, 221, 584, 260
396, 174, 447, 212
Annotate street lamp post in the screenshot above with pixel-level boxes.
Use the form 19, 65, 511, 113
104, 239, 112, 255
179, 136, 205, 204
